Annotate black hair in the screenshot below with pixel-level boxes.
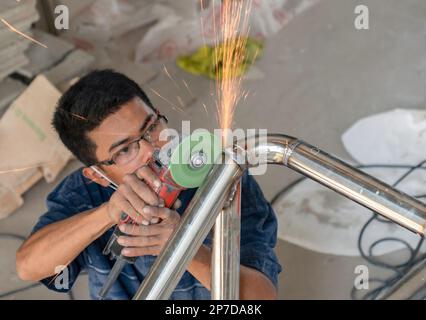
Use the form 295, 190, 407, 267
52, 69, 156, 166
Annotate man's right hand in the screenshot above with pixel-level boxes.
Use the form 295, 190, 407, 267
106, 166, 164, 226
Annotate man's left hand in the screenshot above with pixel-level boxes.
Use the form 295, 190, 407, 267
117, 207, 180, 257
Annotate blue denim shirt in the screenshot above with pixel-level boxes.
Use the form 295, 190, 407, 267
32, 168, 282, 300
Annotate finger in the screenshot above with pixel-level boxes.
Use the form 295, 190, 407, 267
142, 206, 177, 220
119, 223, 163, 236
117, 235, 161, 247
172, 199, 182, 210
121, 246, 161, 257
135, 166, 162, 193
124, 174, 159, 206
115, 194, 147, 225
150, 217, 160, 224
118, 183, 146, 216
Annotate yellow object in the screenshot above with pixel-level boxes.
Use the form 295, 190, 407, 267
177, 38, 263, 79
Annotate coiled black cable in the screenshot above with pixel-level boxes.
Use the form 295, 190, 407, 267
351, 160, 426, 300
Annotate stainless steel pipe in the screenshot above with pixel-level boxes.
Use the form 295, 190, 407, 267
133, 133, 426, 300
377, 258, 426, 300
211, 179, 242, 300
133, 154, 243, 300
241, 134, 426, 236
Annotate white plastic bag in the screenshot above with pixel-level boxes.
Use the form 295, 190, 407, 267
135, 0, 320, 63
71, 0, 157, 43
342, 109, 426, 165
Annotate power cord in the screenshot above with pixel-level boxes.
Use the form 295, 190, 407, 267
352, 160, 426, 300
270, 161, 426, 300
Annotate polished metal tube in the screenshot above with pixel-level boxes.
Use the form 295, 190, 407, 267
134, 133, 426, 301
211, 180, 241, 300
133, 154, 243, 300
242, 134, 426, 236
377, 258, 426, 300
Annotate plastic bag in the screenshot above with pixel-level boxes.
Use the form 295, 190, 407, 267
71, 0, 157, 43
135, 0, 320, 63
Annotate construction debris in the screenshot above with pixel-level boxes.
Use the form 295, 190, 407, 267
0, 1, 172, 220
66, 0, 157, 45
0, 15, 96, 219
17, 28, 95, 90
18, 29, 74, 79
0, 0, 39, 81
44, 49, 95, 90
0, 78, 26, 118
0, 76, 73, 219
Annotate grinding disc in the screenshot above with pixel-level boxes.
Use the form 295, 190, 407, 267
169, 131, 221, 188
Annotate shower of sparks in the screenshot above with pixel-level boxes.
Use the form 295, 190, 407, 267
182, 79, 195, 98
202, 103, 209, 118
149, 88, 185, 114
163, 66, 182, 91
243, 90, 250, 101
212, 0, 252, 147
162, 65, 201, 114
176, 96, 185, 108
1, 18, 48, 48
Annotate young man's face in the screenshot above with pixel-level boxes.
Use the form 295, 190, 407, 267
83, 97, 166, 186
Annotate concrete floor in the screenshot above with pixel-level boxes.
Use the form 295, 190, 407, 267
1, 0, 426, 299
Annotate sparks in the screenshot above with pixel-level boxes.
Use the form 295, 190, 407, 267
149, 88, 184, 114
213, 0, 252, 147
163, 65, 182, 91
202, 103, 209, 118
70, 113, 88, 121
182, 79, 195, 98
176, 96, 185, 108
1, 18, 48, 48
0, 162, 57, 175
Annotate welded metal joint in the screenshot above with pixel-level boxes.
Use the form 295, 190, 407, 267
283, 139, 303, 166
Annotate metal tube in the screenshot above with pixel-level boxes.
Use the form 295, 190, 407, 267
211, 180, 241, 300
98, 258, 127, 300
376, 258, 426, 300
134, 133, 426, 301
133, 154, 243, 300
242, 134, 426, 235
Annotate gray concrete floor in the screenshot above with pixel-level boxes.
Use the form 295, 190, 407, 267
1, 0, 426, 299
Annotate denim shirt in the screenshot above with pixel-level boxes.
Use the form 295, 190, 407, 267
31, 168, 282, 300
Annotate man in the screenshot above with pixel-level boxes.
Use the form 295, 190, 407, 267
16, 70, 282, 300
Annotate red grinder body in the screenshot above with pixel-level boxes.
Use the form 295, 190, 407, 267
148, 156, 184, 209
120, 150, 185, 225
